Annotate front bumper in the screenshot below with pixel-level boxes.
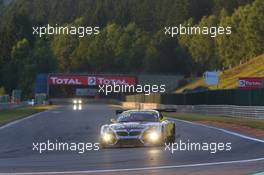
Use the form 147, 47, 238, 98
100, 134, 163, 148
113, 138, 145, 147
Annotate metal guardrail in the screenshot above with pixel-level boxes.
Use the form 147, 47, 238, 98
0, 102, 29, 110
173, 105, 264, 119
122, 102, 264, 119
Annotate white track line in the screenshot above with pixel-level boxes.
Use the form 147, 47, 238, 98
1, 157, 264, 175
169, 118, 264, 143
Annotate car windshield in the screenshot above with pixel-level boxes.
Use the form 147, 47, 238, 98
117, 112, 159, 122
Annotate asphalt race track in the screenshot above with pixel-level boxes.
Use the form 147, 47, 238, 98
0, 104, 264, 175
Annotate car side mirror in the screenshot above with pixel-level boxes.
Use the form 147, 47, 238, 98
110, 118, 116, 123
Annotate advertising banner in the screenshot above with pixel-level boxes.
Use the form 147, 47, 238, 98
88, 76, 137, 85
238, 77, 263, 89
48, 74, 137, 86
204, 71, 220, 85
48, 75, 88, 85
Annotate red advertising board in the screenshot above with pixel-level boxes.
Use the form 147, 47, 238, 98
48, 74, 137, 86
88, 76, 137, 85
48, 75, 88, 85
238, 77, 263, 89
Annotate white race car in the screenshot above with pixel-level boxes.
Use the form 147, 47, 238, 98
100, 109, 176, 147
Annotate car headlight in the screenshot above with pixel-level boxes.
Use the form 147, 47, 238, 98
78, 100, 82, 104
142, 127, 161, 143
148, 131, 159, 142
73, 100, 77, 104
102, 132, 117, 144
101, 126, 117, 144
73, 105, 77, 110
147, 131, 160, 142
102, 133, 113, 142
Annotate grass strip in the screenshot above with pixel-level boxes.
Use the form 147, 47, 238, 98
0, 105, 54, 126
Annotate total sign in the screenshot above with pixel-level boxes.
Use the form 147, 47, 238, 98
48, 75, 137, 86
48, 75, 88, 85
88, 76, 137, 85
238, 77, 263, 89
88, 77, 96, 85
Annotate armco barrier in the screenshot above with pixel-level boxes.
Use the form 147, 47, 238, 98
122, 102, 264, 119
125, 88, 264, 106
0, 102, 28, 110
174, 105, 264, 118
0, 95, 9, 103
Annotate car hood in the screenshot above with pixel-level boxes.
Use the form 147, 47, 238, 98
109, 122, 160, 130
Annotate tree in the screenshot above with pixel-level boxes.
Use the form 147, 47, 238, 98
32, 38, 57, 73
179, 16, 221, 71
1, 39, 30, 93
216, 0, 264, 67
115, 23, 149, 72
213, 0, 254, 16
0, 0, 3, 13
0, 0, 263, 97
51, 19, 80, 72
145, 31, 192, 74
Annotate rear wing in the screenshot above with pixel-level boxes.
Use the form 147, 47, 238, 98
115, 109, 128, 115
154, 108, 177, 113
115, 108, 176, 115
154, 108, 177, 120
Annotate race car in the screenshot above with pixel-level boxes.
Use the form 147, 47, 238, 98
72, 99, 83, 110
100, 109, 176, 147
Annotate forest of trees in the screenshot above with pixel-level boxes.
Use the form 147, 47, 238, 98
0, 0, 263, 97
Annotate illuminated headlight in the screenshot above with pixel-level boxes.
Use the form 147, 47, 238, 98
73, 105, 77, 110
73, 100, 77, 104
147, 131, 160, 142
78, 100, 82, 104
102, 133, 114, 143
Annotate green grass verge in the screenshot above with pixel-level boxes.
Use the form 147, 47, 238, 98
0, 105, 54, 126
164, 113, 264, 130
